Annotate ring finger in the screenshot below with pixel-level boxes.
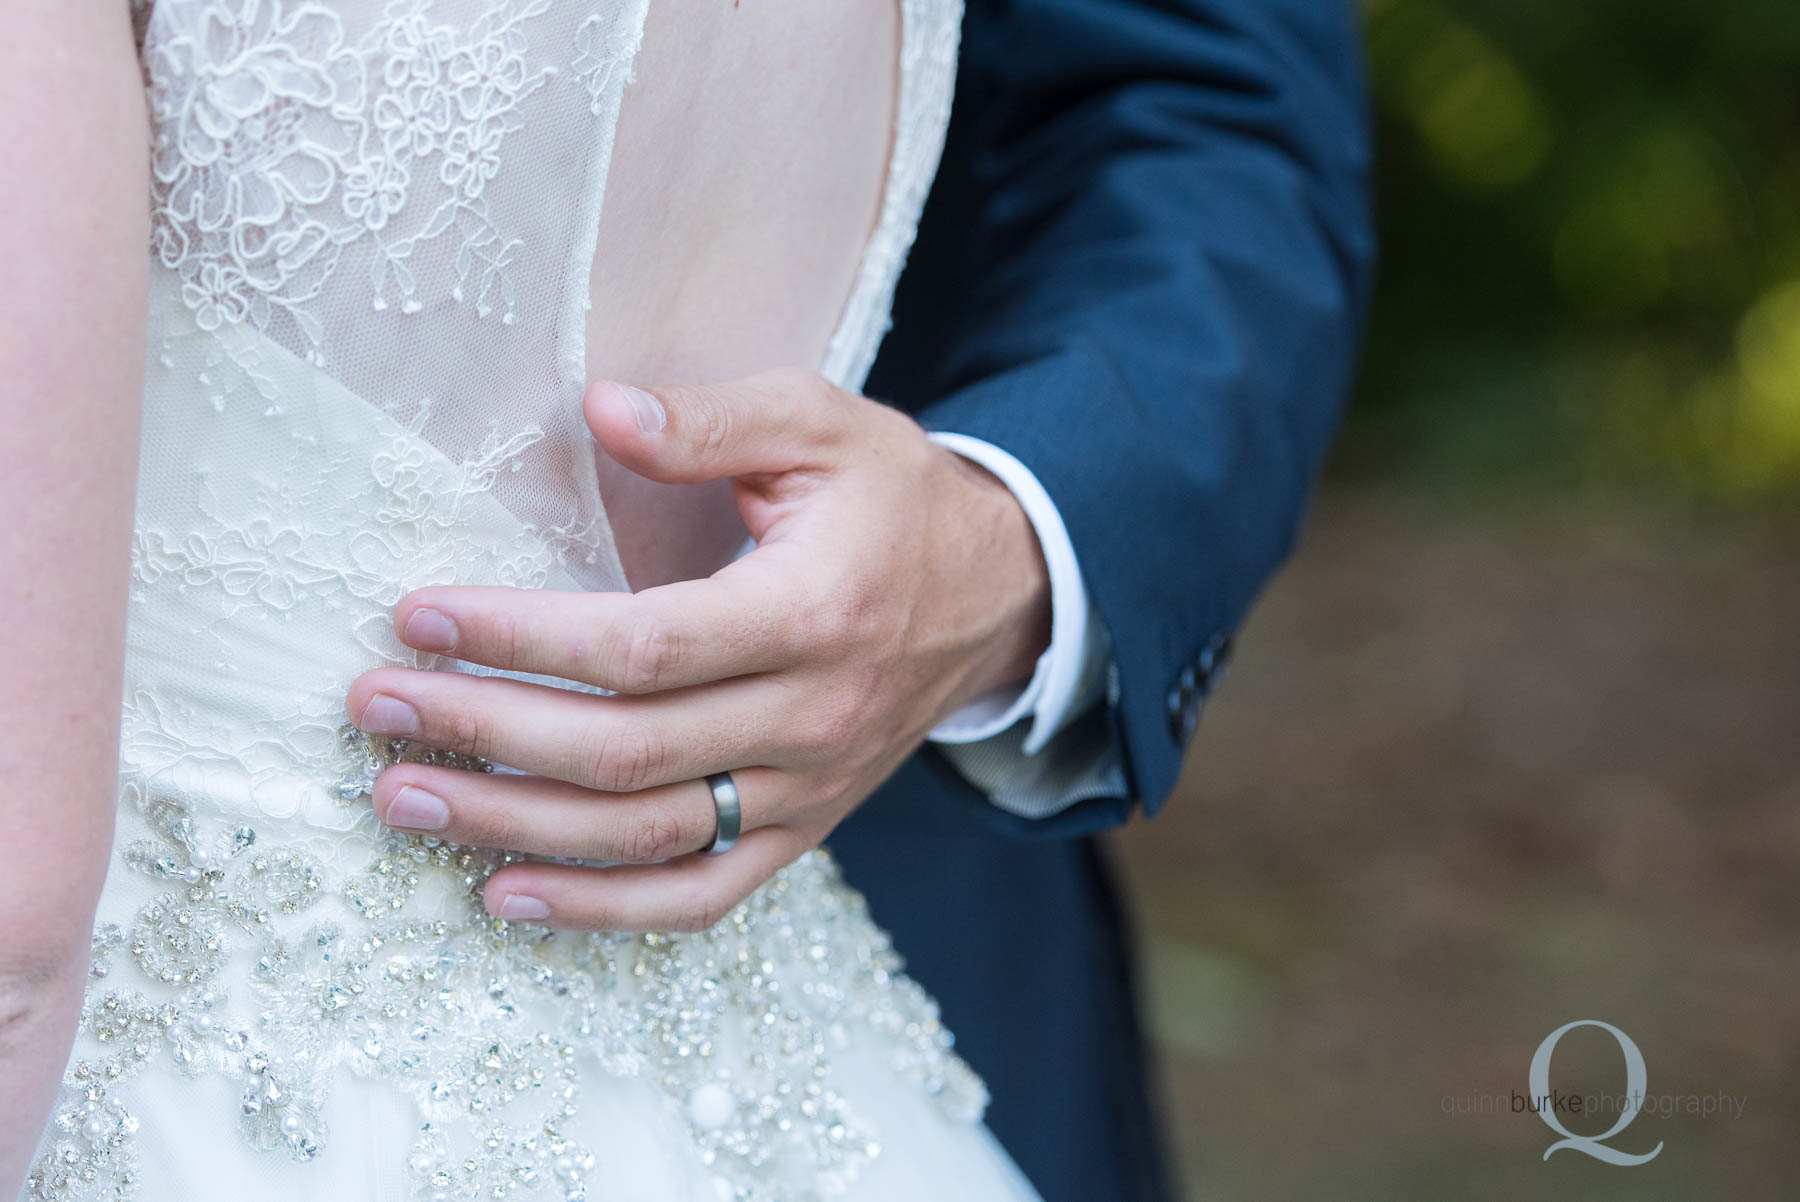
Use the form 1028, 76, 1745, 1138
347, 667, 799, 793
370, 761, 784, 864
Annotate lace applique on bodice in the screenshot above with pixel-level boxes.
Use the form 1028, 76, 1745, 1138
25, 1, 967, 1199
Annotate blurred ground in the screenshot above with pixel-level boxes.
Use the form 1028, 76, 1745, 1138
1109, 485, 1800, 1200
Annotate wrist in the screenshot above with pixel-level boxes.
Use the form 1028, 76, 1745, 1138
941, 449, 1052, 706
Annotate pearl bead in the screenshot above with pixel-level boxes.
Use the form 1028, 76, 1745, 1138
81, 1116, 109, 1142
280, 1113, 302, 1135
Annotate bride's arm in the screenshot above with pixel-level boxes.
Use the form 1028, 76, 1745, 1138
0, 2, 148, 1189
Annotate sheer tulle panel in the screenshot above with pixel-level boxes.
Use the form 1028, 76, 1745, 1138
136, 0, 962, 595
137, 0, 652, 594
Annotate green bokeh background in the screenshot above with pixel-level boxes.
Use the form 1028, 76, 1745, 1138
1110, 5, 1800, 1198
1345, 0, 1800, 505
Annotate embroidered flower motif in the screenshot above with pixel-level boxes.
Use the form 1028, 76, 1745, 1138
143, 0, 557, 343
46, 1, 983, 1198
340, 153, 410, 231
572, 12, 640, 115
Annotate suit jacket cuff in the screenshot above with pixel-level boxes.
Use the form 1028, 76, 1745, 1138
924, 432, 1112, 750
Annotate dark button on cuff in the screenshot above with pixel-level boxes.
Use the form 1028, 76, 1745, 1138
1166, 634, 1234, 746
1166, 664, 1200, 744
1197, 632, 1233, 688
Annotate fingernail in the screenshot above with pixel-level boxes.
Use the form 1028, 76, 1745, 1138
358, 693, 420, 736
618, 384, 665, 433
402, 606, 458, 652
496, 893, 551, 921
383, 785, 450, 832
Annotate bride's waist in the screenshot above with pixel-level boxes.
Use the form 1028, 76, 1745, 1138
128, 260, 610, 829
109, 612, 527, 935
121, 527, 449, 818
117, 549, 601, 835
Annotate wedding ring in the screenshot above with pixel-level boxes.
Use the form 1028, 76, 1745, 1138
699, 771, 741, 856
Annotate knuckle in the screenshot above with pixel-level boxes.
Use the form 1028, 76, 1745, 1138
843, 573, 885, 630
622, 804, 685, 863
809, 572, 881, 653
485, 608, 527, 668
461, 805, 529, 854
785, 366, 852, 433
803, 601, 854, 655
607, 614, 680, 693
581, 724, 666, 793
814, 769, 860, 813
436, 701, 495, 760
693, 396, 735, 466
668, 887, 730, 934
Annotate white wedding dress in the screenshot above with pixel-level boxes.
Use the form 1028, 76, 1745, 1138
22, 2, 1043, 1201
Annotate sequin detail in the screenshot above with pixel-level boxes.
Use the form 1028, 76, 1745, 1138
35, 0, 981, 1195
28, 728, 987, 1202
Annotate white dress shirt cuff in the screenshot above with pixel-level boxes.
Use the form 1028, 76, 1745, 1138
923, 431, 1110, 755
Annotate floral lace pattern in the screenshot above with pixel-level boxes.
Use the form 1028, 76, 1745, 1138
26, 0, 982, 1198
143, 0, 562, 349
132, 0, 654, 598
40, 393, 991, 1195
129, 417, 556, 614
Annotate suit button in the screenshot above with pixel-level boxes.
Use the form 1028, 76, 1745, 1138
1166, 664, 1200, 744
1196, 632, 1233, 689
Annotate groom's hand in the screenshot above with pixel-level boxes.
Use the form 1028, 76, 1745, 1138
345, 368, 1051, 932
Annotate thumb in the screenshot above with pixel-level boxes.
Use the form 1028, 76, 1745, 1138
583, 368, 848, 485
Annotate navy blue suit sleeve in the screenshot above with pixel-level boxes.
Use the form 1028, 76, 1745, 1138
869, 0, 1377, 834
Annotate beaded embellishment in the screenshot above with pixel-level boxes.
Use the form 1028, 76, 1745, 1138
34, 0, 982, 1194
26, 728, 986, 1202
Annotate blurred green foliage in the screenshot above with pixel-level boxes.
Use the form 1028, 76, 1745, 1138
1344, 0, 1800, 505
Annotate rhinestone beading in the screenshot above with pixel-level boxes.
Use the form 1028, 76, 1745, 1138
28, 726, 987, 1202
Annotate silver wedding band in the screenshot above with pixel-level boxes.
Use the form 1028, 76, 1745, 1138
699, 771, 742, 856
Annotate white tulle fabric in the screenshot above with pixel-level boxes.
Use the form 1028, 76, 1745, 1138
21, 1, 1043, 1201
